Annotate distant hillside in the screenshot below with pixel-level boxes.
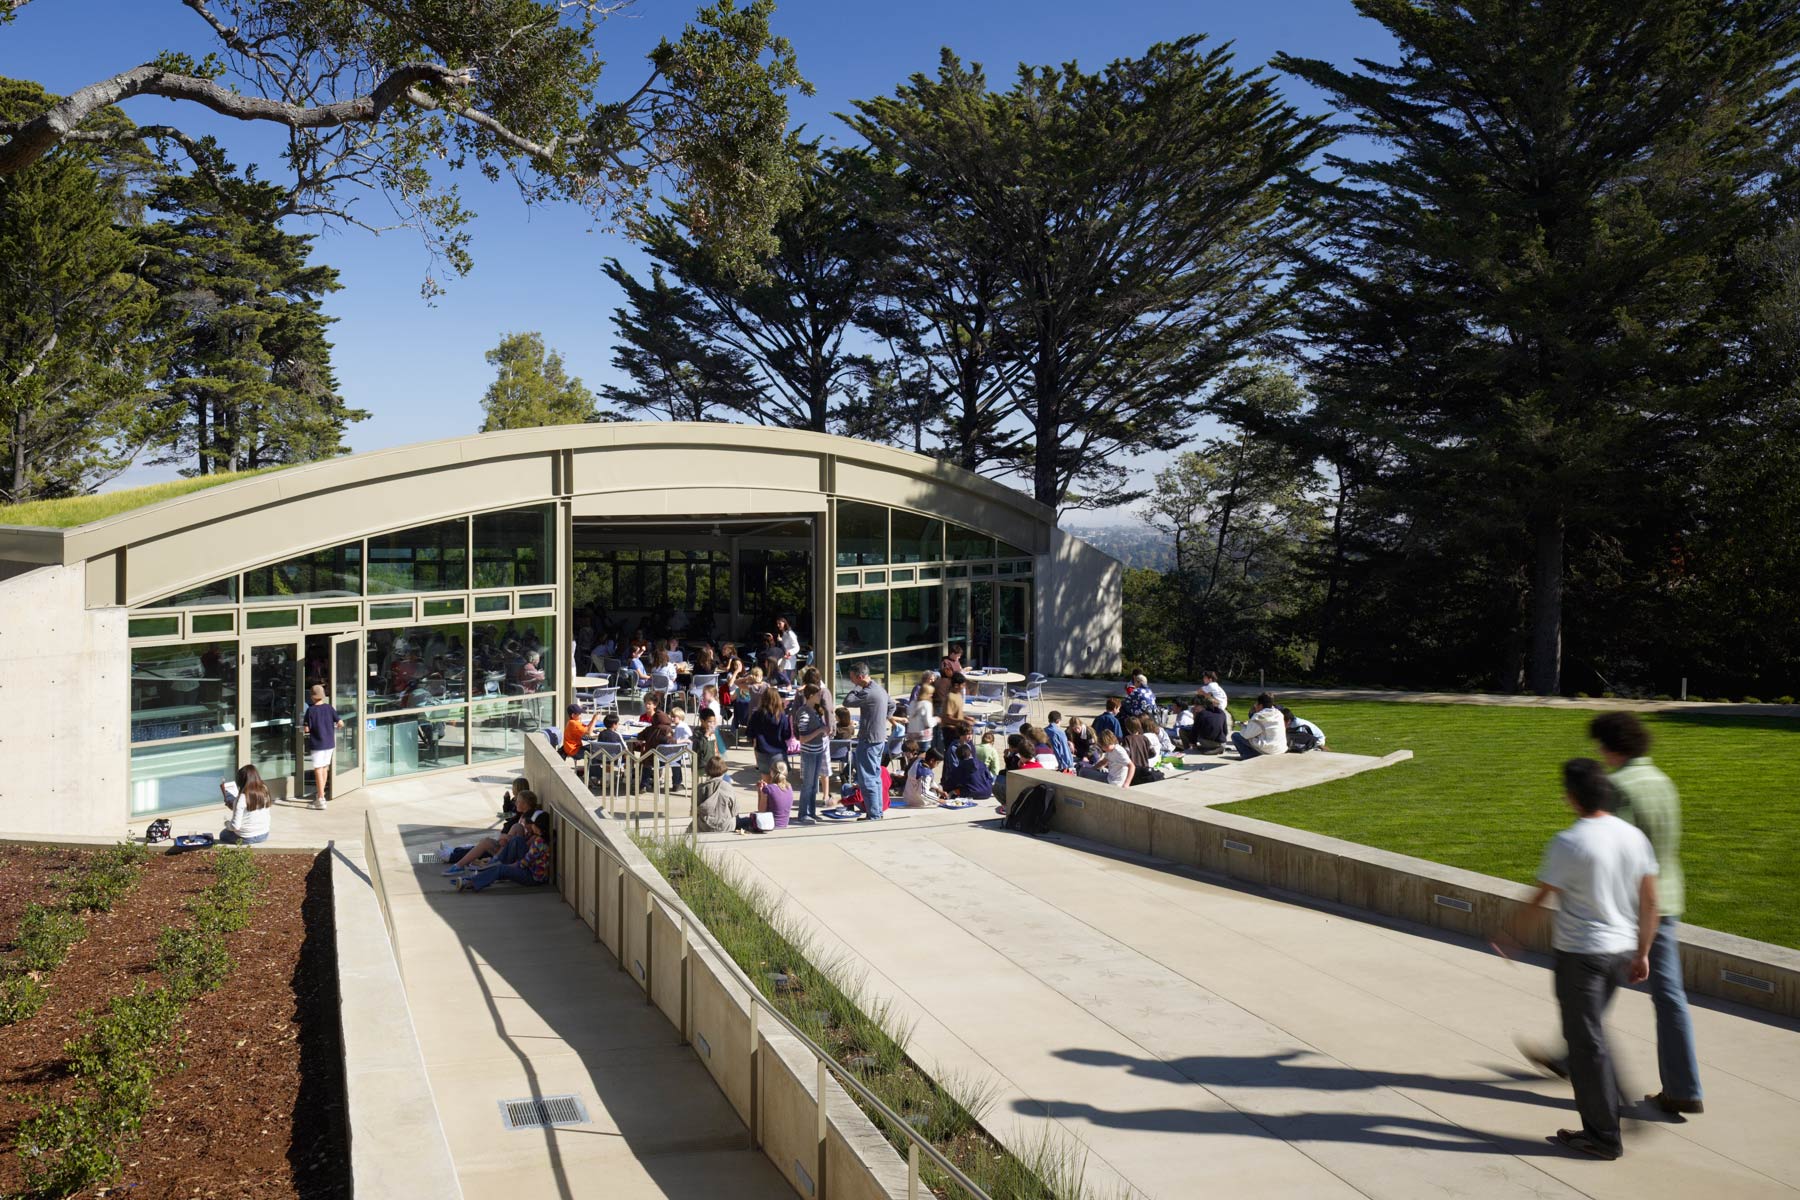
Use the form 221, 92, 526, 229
1065, 524, 1173, 571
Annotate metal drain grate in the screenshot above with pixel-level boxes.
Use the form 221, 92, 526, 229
499, 1094, 590, 1131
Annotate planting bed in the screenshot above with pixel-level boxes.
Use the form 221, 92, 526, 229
0, 844, 348, 1199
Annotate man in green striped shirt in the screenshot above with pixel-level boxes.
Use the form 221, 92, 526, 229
1590, 712, 1704, 1115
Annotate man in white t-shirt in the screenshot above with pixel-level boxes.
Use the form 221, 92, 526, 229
1496, 758, 1658, 1161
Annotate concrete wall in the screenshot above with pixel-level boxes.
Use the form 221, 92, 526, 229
525, 739, 909, 1200
329, 840, 463, 1200
0, 563, 128, 837
1035, 527, 1123, 676
1002, 769, 1800, 1021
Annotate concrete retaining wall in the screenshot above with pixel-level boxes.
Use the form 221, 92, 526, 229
0, 562, 127, 837
328, 840, 462, 1200
1002, 770, 1800, 1020
526, 739, 908, 1200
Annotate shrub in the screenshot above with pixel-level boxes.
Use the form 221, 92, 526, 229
156, 927, 231, 1000
0, 974, 46, 1025
17, 1098, 120, 1197
57, 841, 148, 913
15, 904, 86, 973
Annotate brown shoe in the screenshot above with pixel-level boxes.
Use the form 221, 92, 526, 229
1646, 1092, 1704, 1115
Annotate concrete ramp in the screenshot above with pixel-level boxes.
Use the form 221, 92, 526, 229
711, 819, 1800, 1200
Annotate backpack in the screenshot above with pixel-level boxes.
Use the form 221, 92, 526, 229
1286, 715, 1319, 753
1004, 783, 1055, 835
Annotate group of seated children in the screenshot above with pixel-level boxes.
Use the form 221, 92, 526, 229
437, 777, 553, 892
694, 756, 798, 833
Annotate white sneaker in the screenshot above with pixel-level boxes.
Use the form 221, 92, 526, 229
436, 842, 455, 862
310, 799, 327, 812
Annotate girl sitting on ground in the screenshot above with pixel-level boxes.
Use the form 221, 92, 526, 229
738, 760, 793, 832
974, 729, 1002, 775
219, 765, 273, 845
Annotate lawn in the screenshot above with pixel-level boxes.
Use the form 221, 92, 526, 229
0, 467, 281, 529
1222, 701, 1800, 950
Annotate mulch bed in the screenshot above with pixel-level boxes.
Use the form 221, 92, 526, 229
0, 845, 349, 1199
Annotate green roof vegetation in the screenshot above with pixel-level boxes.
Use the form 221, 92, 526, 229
0, 468, 284, 530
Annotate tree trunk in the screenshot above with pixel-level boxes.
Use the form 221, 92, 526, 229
10, 406, 27, 501
1527, 514, 1565, 695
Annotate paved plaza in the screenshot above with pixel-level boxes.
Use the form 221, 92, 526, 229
712, 816, 1800, 1200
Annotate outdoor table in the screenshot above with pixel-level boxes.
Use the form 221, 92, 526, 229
978, 671, 1027, 686
573, 675, 610, 691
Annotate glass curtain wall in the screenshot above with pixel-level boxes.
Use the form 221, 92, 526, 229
127, 503, 560, 811
832, 500, 1033, 698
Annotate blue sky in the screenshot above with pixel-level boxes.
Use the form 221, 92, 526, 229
1, 0, 1396, 522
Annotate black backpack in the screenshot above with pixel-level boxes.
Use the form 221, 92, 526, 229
1286, 713, 1319, 753
1004, 783, 1055, 835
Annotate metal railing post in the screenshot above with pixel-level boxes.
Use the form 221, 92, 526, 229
644, 903, 654, 1005
592, 839, 601, 941
907, 1143, 919, 1200
615, 866, 625, 969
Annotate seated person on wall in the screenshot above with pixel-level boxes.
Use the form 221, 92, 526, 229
1181, 695, 1230, 755
1124, 716, 1165, 785
455, 812, 551, 892
1093, 696, 1125, 742
218, 765, 273, 845
1231, 693, 1289, 759
1066, 716, 1094, 764
1200, 670, 1230, 722
632, 697, 684, 790
1043, 711, 1075, 772
1121, 672, 1158, 722
696, 758, 738, 833
440, 789, 539, 873
558, 704, 589, 776
1080, 728, 1134, 788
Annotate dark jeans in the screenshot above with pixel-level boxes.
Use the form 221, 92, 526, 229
464, 862, 542, 891
1554, 949, 1632, 1148
1231, 732, 1264, 758
1649, 917, 1703, 1100
219, 828, 268, 845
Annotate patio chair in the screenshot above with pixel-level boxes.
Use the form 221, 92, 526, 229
1009, 672, 1047, 703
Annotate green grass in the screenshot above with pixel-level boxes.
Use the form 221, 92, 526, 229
1222, 701, 1800, 949
0, 468, 283, 529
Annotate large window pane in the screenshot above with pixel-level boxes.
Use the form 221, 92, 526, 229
888, 648, 939, 698
130, 737, 237, 815
131, 641, 238, 742
835, 654, 887, 704
367, 709, 467, 780
890, 510, 943, 564
471, 696, 557, 763
835, 501, 887, 567
889, 586, 941, 648
368, 517, 467, 594
147, 576, 237, 608
244, 542, 361, 601
366, 622, 469, 712
469, 615, 556, 698
740, 548, 811, 642
997, 581, 1031, 674
473, 504, 555, 588
946, 522, 996, 562
835, 591, 887, 656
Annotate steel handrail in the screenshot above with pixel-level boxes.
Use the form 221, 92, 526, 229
545, 758, 994, 1200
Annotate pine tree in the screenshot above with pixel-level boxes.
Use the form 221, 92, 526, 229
479, 332, 597, 431
1280, 0, 1800, 693
142, 166, 360, 474
598, 262, 760, 422
0, 79, 160, 501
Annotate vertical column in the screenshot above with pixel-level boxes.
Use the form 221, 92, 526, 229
817, 502, 836, 698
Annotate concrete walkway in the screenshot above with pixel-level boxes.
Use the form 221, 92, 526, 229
711, 818, 1800, 1200
358, 770, 791, 1200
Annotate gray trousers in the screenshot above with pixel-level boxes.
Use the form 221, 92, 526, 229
1554, 949, 1631, 1148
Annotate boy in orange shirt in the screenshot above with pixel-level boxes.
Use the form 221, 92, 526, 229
559, 703, 589, 775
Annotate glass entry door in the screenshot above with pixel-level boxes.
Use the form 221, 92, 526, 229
996, 582, 1031, 674
329, 633, 362, 794
245, 639, 302, 800
946, 583, 971, 663
970, 582, 995, 671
